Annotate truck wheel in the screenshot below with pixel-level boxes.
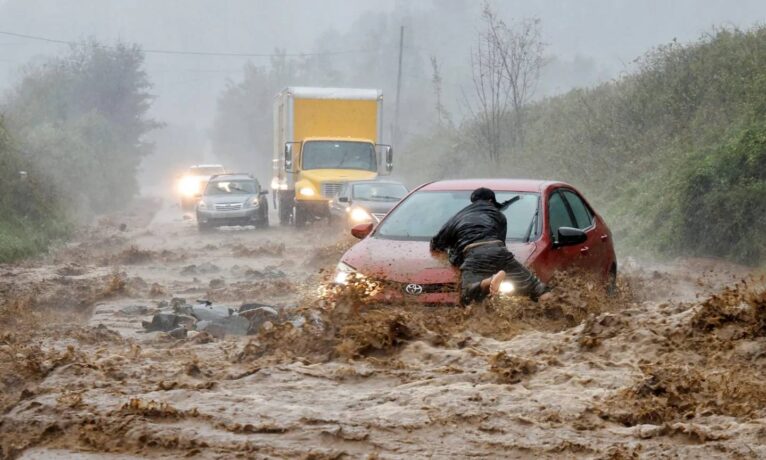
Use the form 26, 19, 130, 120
294, 205, 306, 228
278, 193, 292, 226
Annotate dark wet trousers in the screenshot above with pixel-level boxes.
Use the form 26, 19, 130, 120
459, 244, 546, 305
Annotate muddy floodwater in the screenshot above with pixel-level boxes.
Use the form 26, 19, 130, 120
1, 200, 765, 459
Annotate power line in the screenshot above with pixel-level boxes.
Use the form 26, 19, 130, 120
0, 29, 375, 58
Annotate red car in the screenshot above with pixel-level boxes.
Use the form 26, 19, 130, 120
336, 179, 616, 303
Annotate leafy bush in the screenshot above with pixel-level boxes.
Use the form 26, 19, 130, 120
408, 26, 766, 265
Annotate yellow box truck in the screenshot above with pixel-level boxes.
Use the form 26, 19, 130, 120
272, 87, 393, 226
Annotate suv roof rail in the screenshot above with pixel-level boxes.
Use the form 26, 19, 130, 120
209, 173, 255, 180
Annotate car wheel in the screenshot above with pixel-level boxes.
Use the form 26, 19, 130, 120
256, 201, 269, 229
606, 265, 617, 296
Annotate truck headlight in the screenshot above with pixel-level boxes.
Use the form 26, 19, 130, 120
350, 207, 372, 223
299, 187, 315, 197
334, 262, 358, 285
498, 280, 515, 295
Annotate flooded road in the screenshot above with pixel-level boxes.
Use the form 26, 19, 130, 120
1, 199, 764, 459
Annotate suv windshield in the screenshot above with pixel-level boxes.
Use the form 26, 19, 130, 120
376, 191, 540, 241
353, 183, 407, 201
302, 141, 376, 171
205, 180, 257, 195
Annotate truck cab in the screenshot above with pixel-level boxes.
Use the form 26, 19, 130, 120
272, 87, 393, 226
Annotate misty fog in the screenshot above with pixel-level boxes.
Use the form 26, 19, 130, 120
2, 0, 765, 182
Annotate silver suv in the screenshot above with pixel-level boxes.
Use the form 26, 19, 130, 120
196, 174, 269, 231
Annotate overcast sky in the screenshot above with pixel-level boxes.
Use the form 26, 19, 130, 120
1, 0, 765, 130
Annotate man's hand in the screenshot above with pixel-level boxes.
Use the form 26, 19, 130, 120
430, 249, 447, 260
538, 292, 553, 302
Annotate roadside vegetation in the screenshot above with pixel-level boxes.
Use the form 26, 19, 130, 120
0, 41, 158, 262
406, 25, 766, 265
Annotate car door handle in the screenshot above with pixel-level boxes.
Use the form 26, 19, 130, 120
580, 246, 590, 255
600, 234, 608, 242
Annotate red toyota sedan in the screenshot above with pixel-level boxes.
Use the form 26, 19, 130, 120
336, 179, 616, 304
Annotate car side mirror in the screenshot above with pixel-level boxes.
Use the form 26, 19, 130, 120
259, 190, 269, 196
351, 223, 373, 239
554, 227, 587, 247
338, 196, 349, 203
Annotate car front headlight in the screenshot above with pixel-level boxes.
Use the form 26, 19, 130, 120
349, 207, 372, 223
178, 176, 200, 197
334, 262, 358, 285
299, 186, 315, 197
498, 280, 515, 295
198, 200, 207, 210
249, 197, 260, 207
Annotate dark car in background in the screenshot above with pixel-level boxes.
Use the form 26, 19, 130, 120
196, 174, 269, 231
329, 180, 408, 226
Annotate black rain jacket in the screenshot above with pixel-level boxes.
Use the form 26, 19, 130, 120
430, 199, 507, 267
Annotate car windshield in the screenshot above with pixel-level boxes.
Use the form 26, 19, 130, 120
190, 166, 225, 176
205, 180, 257, 195
376, 190, 540, 241
353, 183, 407, 201
301, 141, 376, 171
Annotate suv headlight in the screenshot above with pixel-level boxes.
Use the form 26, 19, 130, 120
198, 200, 207, 210
249, 197, 260, 207
334, 262, 358, 285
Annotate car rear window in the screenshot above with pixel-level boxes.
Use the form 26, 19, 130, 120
205, 180, 257, 195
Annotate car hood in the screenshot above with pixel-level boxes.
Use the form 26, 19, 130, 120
352, 199, 400, 214
204, 194, 253, 204
342, 237, 538, 284
301, 169, 378, 183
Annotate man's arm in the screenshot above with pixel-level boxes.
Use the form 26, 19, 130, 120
430, 215, 457, 252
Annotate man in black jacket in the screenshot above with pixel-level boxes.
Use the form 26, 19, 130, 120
430, 187, 548, 305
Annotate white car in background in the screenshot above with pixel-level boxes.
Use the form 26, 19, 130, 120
177, 164, 226, 211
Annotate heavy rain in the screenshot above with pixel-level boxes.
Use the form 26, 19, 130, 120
1, 1, 766, 458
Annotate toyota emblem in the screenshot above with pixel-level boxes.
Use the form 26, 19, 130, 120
404, 283, 424, 295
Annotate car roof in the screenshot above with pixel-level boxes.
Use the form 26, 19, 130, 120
418, 179, 568, 193
347, 179, 406, 186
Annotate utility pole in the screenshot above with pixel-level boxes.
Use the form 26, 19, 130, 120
393, 25, 404, 145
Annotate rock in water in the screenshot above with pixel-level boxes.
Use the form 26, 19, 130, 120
239, 305, 279, 333
196, 316, 250, 338
142, 313, 196, 332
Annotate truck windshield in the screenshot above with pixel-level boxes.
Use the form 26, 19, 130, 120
301, 141, 376, 171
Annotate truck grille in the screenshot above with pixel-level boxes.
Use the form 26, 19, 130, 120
321, 182, 343, 198
215, 202, 243, 211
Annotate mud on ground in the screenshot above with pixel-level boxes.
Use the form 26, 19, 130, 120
1, 201, 765, 459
